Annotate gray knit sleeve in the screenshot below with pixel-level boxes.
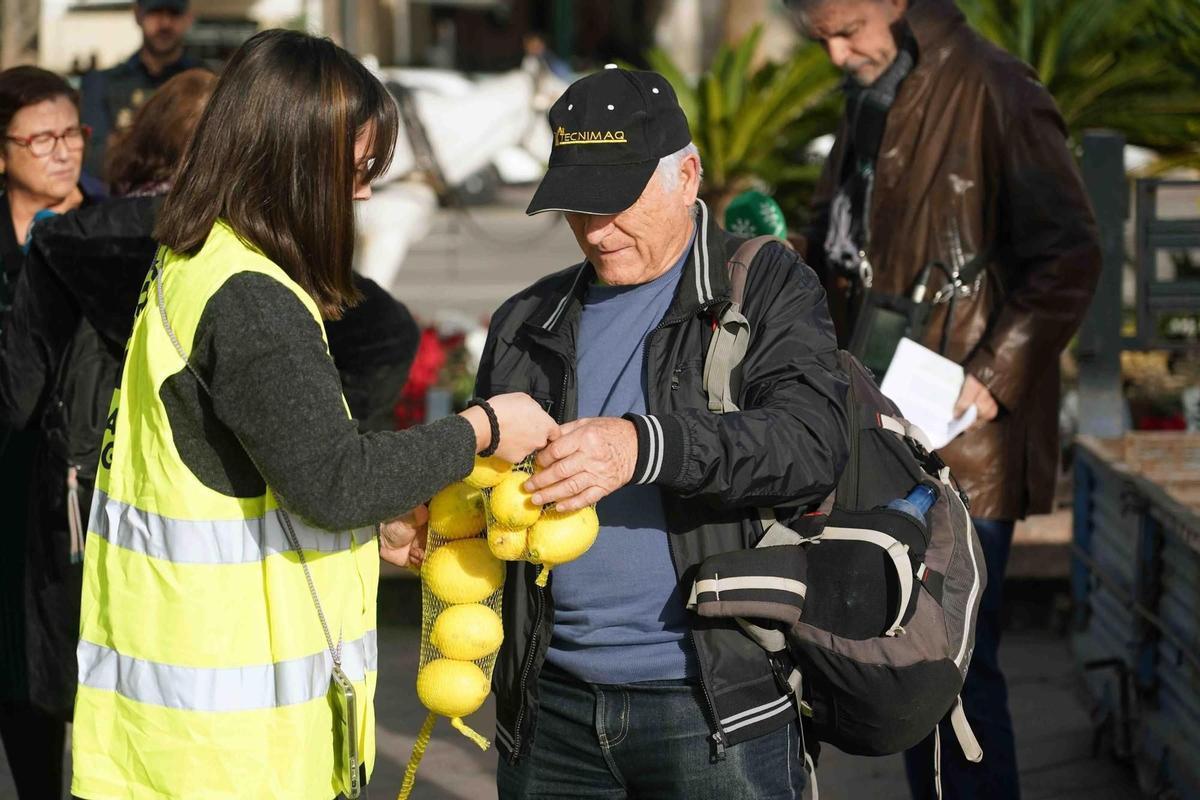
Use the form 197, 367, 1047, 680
192, 271, 474, 530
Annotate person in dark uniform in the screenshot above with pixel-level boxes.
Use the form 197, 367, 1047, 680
79, 0, 197, 181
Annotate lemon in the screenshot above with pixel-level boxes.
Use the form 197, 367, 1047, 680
422, 538, 504, 604
464, 455, 512, 489
430, 604, 503, 661
528, 506, 600, 586
416, 658, 491, 719
487, 523, 528, 561
428, 482, 485, 540
489, 471, 542, 528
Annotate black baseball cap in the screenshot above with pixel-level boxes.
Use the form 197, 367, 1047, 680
137, 0, 188, 11
526, 65, 693, 216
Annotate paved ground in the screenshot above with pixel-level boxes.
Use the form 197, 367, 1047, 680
384, 187, 582, 325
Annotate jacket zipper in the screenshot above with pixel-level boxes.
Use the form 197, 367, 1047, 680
507, 586, 544, 764
671, 530, 726, 760
507, 349, 572, 763
646, 318, 726, 760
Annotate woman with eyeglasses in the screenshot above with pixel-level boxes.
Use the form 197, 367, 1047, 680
0, 65, 97, 800
0, 67, 93, 275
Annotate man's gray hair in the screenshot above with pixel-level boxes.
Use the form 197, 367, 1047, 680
656, 142, 703, 192
788, 0, 884, 27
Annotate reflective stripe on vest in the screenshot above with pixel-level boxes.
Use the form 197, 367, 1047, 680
78, 630, 377, 712
89, 488, 373, 564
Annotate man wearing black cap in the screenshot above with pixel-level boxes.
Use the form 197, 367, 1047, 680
79, 0, 197, 181
475, 65, 849, 798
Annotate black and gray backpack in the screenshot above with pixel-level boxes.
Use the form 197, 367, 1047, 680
688, 237, 987, 786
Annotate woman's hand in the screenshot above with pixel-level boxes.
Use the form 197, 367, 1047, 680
378, 505, 428, 570
460, 392, 559, 463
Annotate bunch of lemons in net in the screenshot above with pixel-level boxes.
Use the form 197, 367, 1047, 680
398, 454, 600, 799
479, 456, 600, 588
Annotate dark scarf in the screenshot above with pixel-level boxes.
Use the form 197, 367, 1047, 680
824, 26, 917, 280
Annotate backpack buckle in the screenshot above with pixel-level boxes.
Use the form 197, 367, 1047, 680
910, 439, 946, 476
769, 655, 797, 696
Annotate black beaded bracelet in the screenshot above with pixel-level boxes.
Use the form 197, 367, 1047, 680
467, 398, 501, 457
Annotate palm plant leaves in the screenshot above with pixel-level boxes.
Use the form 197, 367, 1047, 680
644, 25, 839, 196
959, 0, 1200, 167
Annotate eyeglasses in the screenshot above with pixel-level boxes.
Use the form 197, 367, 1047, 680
4, 125, 92, 158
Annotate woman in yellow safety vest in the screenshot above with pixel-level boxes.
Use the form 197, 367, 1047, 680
70, 29, 557, 800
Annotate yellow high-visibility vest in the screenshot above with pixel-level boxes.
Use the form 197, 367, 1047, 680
72, 220, 379, 800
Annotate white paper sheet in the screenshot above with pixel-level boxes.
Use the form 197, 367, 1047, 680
880, 338, 978, 450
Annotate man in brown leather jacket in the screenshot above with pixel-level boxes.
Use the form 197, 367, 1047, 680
793, 0, 1101, 797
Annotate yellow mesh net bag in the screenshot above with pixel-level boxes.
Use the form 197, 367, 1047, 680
397, 473, 502, 799
398, 455, 600, 799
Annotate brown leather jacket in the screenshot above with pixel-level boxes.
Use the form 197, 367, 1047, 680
805, 0, 1101, 520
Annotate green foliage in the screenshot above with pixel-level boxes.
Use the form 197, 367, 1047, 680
644, 27, 841, 204
959, 0, 1200, 168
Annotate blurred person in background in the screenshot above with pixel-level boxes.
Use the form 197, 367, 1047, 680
68, 29, 556, 799
0, 64, 97, 800
80, 0, 198, 181
522, 31, 574, 83
791, 0, 1101, 797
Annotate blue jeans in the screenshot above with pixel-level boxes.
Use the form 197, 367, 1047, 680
498, 663, 807, 799
904, 518, 1020, 799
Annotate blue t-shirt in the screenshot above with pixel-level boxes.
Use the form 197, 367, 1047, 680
545, 232, 697, 683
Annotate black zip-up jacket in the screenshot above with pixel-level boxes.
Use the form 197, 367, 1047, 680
475, 203, 851, 761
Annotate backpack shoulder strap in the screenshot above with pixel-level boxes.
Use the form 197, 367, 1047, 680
702, 235, 784, 413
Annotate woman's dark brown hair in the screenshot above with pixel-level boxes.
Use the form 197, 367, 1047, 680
154, 30, 398, 318
105, 68, 216, 196
0, 66, 79, 143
